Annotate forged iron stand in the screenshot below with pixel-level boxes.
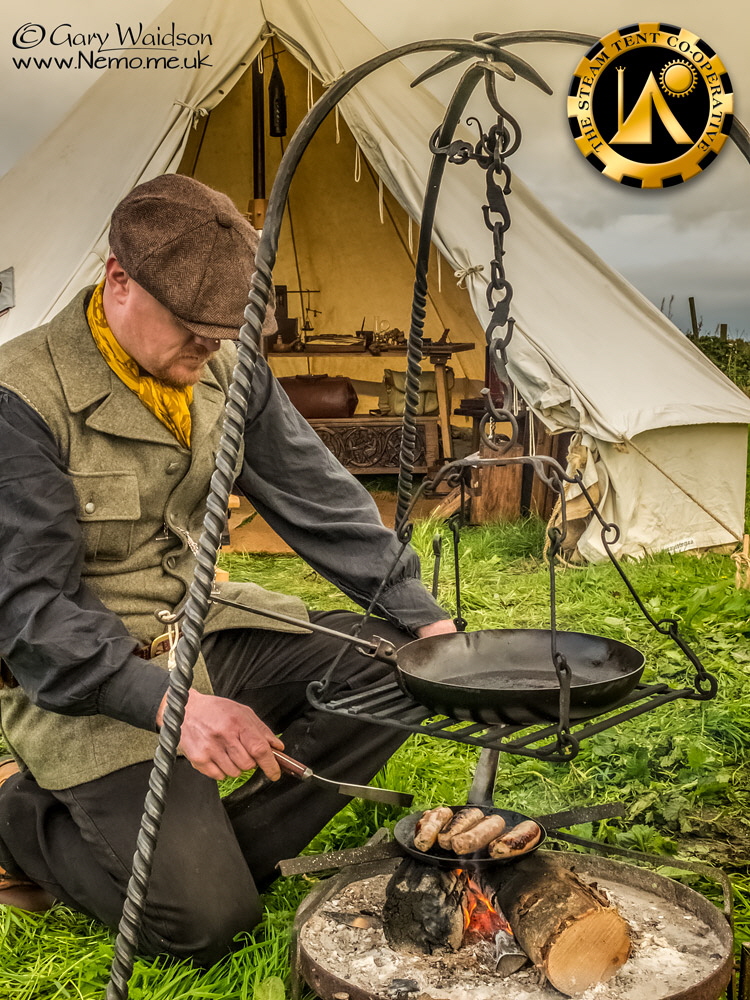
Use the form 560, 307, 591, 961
304, 42, 717, 765
106, 29, 735, 1000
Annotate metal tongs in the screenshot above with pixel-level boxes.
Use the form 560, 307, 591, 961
210, 593, 400, 665
274, 750, 413, 807
209, 595, 412, 805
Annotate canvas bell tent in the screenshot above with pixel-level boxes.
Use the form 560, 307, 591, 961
175, 40, 487, 406
0, 0, 748, 562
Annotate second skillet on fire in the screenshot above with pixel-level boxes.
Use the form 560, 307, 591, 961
394, 806, 547, 872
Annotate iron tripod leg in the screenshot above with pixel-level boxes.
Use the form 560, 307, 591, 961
737, 942, 750, 1000
467, 747, 501, 806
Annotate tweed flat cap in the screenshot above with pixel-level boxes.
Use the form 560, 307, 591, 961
109, 174, 274, 340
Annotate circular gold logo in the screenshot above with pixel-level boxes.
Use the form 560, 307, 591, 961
567, 23, 733, 187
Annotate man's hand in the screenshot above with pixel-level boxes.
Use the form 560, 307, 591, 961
416, 619, 458, 639
156, 689, 284, 782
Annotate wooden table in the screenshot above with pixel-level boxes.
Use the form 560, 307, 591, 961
421, 342, 475, 457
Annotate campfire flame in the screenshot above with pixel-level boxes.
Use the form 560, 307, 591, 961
456, 872, 512, 943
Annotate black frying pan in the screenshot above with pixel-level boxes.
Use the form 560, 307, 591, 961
394, 806, 546, 872
209, 596, 645, 726
395, 628, 645, 725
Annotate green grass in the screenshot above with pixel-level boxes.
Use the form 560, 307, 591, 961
3, 518, 750, 998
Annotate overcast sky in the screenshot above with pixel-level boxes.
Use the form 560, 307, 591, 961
1, 0, 747, 337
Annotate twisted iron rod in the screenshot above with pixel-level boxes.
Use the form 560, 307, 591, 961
106, 35, 505, 999
106, 266, 272, 998
395, 64, 487, 530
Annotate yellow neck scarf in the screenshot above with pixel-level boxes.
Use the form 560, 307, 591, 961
86, 282, 192, 448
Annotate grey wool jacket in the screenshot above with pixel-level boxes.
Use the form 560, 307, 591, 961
0, 288, 447, 790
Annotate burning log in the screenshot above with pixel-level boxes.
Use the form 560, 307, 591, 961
382, 860, 465, 953
383, 859, 527, 979
383, 854, 631, 996
494, 853, 632, 995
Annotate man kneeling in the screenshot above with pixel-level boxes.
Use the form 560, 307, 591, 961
0, 174, 453, 964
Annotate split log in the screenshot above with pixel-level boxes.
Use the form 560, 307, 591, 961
382, 859, 465, 953
430, 485, 463, 520
493, 854, 631, 996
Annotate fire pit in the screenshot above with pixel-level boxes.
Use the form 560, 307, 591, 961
286, 751, 734, 1000
294, 852, 733, 1000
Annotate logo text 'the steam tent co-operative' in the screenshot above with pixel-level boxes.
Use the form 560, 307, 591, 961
567, 23, 733, 188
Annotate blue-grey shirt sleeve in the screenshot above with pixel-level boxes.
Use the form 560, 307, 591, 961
236, 358, 451, 633
0, 389, 169, 730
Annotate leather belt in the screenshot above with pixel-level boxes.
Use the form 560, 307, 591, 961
0, 659, 17, 689
0, 637, 174, 691
0, 635, 174, 689
134, 633, 173, 661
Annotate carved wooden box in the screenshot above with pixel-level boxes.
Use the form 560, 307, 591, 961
308, 416, 440, 474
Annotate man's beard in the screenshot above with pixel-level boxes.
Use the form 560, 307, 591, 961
141, 353, 210, 388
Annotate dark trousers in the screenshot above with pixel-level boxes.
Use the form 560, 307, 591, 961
0, 612, 408, 965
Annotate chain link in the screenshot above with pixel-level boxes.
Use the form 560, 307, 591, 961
573, 477, 718, 700
427, 70, 520, 373
547, 476, 573, 746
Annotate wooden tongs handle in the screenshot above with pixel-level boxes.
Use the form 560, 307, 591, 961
273, 749, 313, 780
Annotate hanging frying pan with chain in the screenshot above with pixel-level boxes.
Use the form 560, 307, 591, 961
209, 595, 646, 726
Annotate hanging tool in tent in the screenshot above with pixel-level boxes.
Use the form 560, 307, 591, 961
268, 48, 287, 138
270, 54, 317, 342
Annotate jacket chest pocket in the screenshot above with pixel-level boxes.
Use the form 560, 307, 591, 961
69, 470, 141, 562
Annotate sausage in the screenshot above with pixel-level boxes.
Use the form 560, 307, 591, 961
488, 820, 542, 858
413, 807, 454, 851
451, 814, 507, 855
437, 807, 486, 850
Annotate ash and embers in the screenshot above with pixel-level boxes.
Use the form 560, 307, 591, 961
300, 873, 725, 1000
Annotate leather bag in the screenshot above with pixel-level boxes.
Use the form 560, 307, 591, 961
376, 368, 454, 416
278, 374, 358, 419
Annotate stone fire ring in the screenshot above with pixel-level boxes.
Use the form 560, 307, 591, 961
293, 852, 733, 1000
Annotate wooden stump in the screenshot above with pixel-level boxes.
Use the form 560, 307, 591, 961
470, 441, 524, 523
493, 854, 632, 995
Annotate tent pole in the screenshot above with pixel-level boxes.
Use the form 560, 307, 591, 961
250, 55, 267, 229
